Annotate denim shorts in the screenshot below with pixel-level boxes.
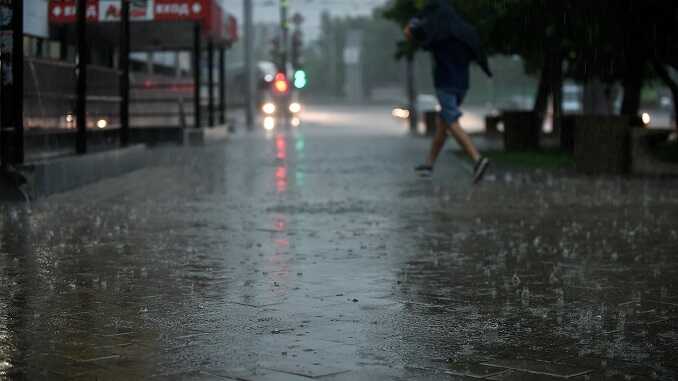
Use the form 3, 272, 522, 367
436, 89, 466, 124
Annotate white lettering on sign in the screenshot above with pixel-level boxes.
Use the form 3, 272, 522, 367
65, 5, 76, 17
155, 3, 190, 17
99, 1, 152, 22
87, 5, 97, 18
56, 5, 96, 18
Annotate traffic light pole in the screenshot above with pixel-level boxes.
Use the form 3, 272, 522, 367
280, 0, 289, 72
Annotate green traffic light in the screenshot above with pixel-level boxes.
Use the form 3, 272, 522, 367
294, 70, 307, 89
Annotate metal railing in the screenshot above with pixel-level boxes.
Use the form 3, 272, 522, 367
22, 57, 122, 160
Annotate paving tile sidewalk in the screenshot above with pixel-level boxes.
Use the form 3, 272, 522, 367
0, 126, 677, 380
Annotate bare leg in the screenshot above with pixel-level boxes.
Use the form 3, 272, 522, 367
426, 117, 449, 166
447, 120, 481, 162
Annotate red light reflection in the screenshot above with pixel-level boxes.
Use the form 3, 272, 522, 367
275, 134, 288, 193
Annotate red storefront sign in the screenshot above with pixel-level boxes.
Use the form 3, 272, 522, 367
49, 0, 209, 23
99, 0, 153, 22
49, 0, 99, 23
226, 15, 238, 42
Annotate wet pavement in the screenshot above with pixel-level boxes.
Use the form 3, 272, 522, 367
1, 106, 678, 380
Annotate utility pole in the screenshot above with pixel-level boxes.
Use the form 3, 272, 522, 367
243, 0, 255, 129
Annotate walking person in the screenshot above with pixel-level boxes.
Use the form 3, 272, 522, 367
405, 0, 492, 183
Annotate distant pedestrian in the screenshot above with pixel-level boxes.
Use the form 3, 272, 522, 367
405, 0, 492, 183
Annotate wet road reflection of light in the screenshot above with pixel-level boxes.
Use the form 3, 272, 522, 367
275, 133, 288, 194
268, 133, 292, 297
294, 134, 305, 187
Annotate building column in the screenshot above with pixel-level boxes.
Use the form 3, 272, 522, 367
119, 0, 130, 147
76, 0, 88, 154
1, 0, 24, 165
208, 40, 214, 127
219, 46, 226, 125
193, 22, 202, 129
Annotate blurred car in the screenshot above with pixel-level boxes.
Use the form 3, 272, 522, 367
392, 94, 441, 120
260, 72, 302, 130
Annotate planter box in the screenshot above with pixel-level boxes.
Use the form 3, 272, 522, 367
501, 110, 540, 151
573, 115, 633, 174
560, 115, 576, 153
485, 115, 502, 136
631, 128, 678, 176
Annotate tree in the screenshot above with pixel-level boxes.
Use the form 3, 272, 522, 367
382, 0, 678, 123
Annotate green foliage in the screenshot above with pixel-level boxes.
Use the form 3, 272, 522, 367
381, 0, 678, 81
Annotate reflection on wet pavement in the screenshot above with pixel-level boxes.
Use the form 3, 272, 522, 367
1, 122, 677, 380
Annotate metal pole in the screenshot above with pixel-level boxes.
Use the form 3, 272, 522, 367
12, 0, 23, 164
327, 18, 338, 97
243, 0, 254, 129
406, 56, 418, 134
0, 54, 5, 169
76, 0, 88, 154
119, 0, 130, 146
208, 40, 214, 127
219, 46, 226, 125
280, 0, 289, 72
193, 22, 202, 129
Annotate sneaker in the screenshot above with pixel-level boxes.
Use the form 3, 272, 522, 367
415, 164, 434, 177
472, 157, 490, 184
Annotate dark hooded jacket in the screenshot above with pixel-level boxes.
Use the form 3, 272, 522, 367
409, 0, 492, 91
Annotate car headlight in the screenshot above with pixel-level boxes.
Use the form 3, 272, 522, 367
391, 107, 410, 119
263, 116, 276, 130
289, 102, 302, 114
262, 102, 276, 115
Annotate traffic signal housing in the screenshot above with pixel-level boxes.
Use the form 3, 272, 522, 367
291, 30, 303, 70
293, 70, 307, 89
273, 72, 290, 94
